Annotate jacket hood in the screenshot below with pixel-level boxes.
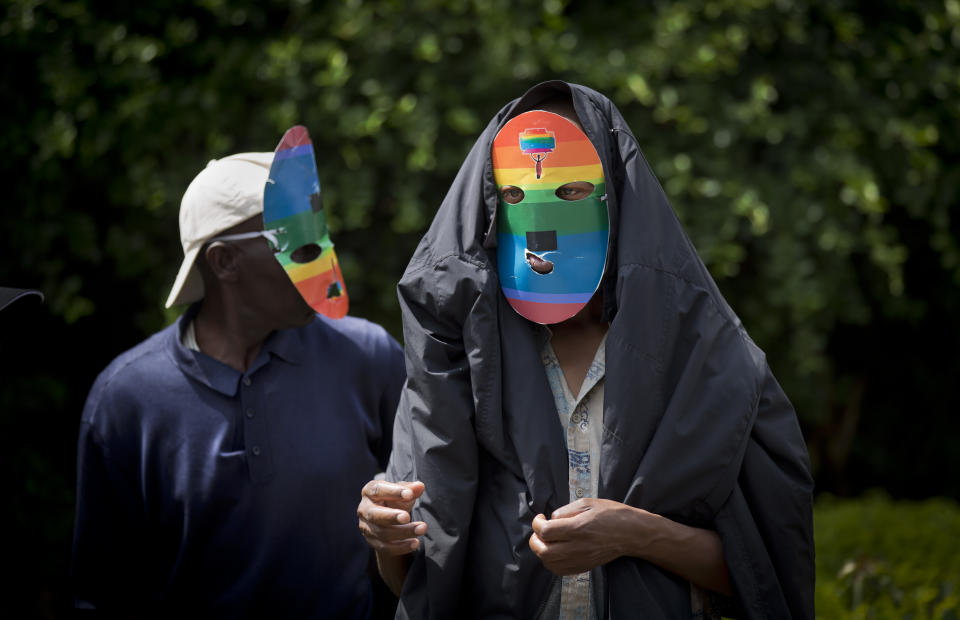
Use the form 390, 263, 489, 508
415, 80, 741, 328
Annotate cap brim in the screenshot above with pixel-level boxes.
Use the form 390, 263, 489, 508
0, 288, 43, 312
165, 246, 204, 308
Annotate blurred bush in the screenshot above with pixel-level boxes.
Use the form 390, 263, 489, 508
815, 492, 960, 618
1, 0, 958, 615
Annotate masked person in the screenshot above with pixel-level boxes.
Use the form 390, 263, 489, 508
357, 82, 814, 619
72, 147, 406, 618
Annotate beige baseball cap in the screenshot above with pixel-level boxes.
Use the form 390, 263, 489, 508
165, 152, 275, 308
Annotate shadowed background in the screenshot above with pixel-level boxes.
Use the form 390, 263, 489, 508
2, 0, 958, 616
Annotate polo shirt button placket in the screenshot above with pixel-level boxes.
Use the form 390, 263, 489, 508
243, 376, 252, 387
251, 445, 261, 456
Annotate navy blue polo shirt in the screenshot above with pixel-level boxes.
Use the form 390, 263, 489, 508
72, 305, 405, 618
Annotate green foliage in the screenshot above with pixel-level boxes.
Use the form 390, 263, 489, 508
1, 0, 958, 611
3, 0, 957, 412
815, 492, 960, 618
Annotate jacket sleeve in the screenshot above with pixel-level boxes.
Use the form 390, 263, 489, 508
714, 367, 816, 620
387, 254, 493, 619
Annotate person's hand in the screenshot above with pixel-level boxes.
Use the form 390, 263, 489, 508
357, 480, 427, 556
528, 498, 645, 575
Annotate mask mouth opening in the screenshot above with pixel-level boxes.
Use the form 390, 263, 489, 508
525, 250, 554, 274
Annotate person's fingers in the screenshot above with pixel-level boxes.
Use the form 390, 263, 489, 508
528, 532, 546, 557
529, 535, 573, 576
531, 513, 548, 536
362, 479, 419, 502
550, 499, 590, 520
358, 497, 427, 528
360, 481, 426, 516
534, 513, 576, 543
529, 538, 583, 576
360, 529, 422, 555
402, 480, 426, 500
358, 510, 427, 552
538, 518, 578, 543
359, 517, 424, 541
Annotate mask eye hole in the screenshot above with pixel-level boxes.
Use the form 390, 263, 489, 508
290, 243, 323, 264
555, 181, 595, 201
500, 185, 525, 204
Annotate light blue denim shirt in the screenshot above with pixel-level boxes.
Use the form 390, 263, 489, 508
541, 333, 607, 620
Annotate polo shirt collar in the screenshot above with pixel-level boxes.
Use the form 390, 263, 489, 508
260, 318, 305, 366
168, 303, 308, 397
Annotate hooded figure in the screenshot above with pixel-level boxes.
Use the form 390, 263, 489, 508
376, 81, 814, 619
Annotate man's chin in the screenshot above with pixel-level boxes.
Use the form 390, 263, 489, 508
278, 305, 316, 329
296, 308, 317, 327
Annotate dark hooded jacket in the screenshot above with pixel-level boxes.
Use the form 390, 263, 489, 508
386, 81, 814, 619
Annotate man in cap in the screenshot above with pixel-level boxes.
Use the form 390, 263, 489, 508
72, 153, 406, 618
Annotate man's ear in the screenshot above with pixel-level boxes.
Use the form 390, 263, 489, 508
203, 242, 242, 283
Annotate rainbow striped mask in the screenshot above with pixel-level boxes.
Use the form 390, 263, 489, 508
263, 125, 349, 319
492, 110, 608, 324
